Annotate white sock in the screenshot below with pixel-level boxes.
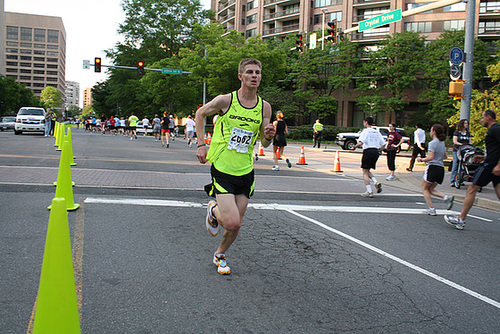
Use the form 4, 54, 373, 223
366, 185, 372, 193
371, 177, 378, 184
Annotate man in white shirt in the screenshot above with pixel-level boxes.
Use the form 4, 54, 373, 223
355, 116, 386, 198
407, 122, 427, 172
185, 115, 196, 148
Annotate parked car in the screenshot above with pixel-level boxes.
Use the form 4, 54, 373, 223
335, 126, 410, 151
14, 107, 46, 135
0, 116, 16, 131
135, 121, 153, 135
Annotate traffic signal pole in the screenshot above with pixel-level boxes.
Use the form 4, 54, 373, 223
460, 0, 476, 121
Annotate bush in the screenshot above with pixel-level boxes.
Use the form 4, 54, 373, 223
288, 125, 360, 141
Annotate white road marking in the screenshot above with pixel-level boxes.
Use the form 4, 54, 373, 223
83, 196, 499, 309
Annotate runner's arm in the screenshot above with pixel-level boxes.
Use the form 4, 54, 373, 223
259, 101, 275, 148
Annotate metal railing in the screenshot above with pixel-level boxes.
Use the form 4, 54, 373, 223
263, 24, 300, 36
263, 8, 300, 20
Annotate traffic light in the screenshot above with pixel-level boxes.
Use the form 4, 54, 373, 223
137, 61, 145, 76
296, 33, 304, 53
327, 21, 337, 44
94, 57, 101, 73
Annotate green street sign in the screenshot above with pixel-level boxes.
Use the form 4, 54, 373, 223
358, 9, 402, 32
162, 68, 183, 75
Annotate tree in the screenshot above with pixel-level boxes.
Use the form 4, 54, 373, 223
0, 76, 39, 115
356, 31, 426, 125
40, 86, 63, 113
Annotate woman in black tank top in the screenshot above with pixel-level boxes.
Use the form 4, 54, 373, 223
272, 111, 292, 170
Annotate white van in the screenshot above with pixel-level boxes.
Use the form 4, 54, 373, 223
14, 107, 46, 135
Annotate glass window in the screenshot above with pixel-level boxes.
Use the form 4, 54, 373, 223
47, 30, 59, 43
20, 56, 32, 60
6, 55, 18, 60
20, 76, 31, 80
330, 11, 342, 22
47, 64, 58, 69
314, 0, 342, 8
444, 3, 466, 12
34, 28, 46, 42
47, 45, 58, 50
47, 71, 58, 75
247, 14, 257, 24
33, 70, 45, 74
34, 57, 45, 61
6, 48, 19, 53
34, 63, 45, 68
6, 68, 18, 73
34, 50, 45, 55
246, 28, 257, 38
247, 0, 254, 10
405, 21, 432, 33
47, 51, 58, 56
444, 20, 465, 31
6, 61, 18, 66
20, 63, 31, 67
47, 77, 58, 82
21, 27, 32, 41
20, 49, 32, 54
6, 41, 18, 46
34, 43, 45, 49
7, 26, 19, 40
20, 42, 32, 47
20, 69, 31, 73
47, 58, 58, 62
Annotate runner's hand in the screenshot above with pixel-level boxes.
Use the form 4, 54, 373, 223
196, 146, 208, 164
264, 123, 275, 139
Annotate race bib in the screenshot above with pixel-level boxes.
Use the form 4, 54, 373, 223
227, 127, 253, 153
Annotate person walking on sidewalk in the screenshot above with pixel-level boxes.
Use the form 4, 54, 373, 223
355, 116, 386, 198
385, 123, 402, 181
407, 122, 426, 171
450, 119, 472, 187
418, 124, 454, 216
272, 111, 292, 170
445, 110, 500, 229
195, 58, 275, 275
312, 119, 323, 148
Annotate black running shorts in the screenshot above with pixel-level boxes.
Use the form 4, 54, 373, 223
423, 165, 445, 184
472, 163, 500, 187
205, 165, 255, 199
361, 148, 380, 170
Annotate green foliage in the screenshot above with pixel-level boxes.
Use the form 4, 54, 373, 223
0, 76, 40, 115
288, 124, 359, 141
40, 86, 63, 113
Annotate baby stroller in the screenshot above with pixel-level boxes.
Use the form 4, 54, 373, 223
453, 144, 484, 189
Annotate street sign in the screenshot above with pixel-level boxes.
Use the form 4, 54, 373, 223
450, 64, 461, 80
358, 9, 402, 32
162, 68, 183, 75
83, 60, 90, 70
449, 47, 464, 65
309, 33, 317, 50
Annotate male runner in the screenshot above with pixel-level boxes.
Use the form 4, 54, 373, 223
444, 109, 500, 229
195, 58, 275, 275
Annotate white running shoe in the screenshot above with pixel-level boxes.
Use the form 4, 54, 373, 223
444, 215, 465, 230
213, 253, 231, 275
206, 200, 218, 236
423, 208, 437, 216
443, 195, 454, 210
272, 165, 279, 171
385, 175, 396, 181
361, 191, 373, 198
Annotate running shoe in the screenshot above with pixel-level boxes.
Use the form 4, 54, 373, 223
272, 166, 279, 171
443, 195, 454, 210
286, 159, 292, 168
206, 200, 218, 236
166, 143, 169, 148
423, 208, 437, 216
375, 182, 382, 193
213, 253, 231, 275
444, 215, 465, 230
385, 175, 396, 181
361, 191, 373, 198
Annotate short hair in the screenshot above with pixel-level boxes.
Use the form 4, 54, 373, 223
239, 58, 261, 74
364, 116, 374, 125
432, 124, 446, 141
389, 122, 396, 127
276, 111, 284, 119
416, 122, 423, 128
484, 109, 496, 119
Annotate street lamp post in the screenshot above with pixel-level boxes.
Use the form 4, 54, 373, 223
321, 9, 327, 50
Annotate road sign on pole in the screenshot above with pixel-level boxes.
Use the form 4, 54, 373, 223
83, 60, 90, 70
358, 9, 402, 32
449, 47, 464, 65
162, 68, 183, 75
450, 64, 462, 80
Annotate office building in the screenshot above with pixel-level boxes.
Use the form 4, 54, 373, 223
2, 9, 66, 100
214, 0, 500, 125
65, 80, 80, 109
83, 87, 92, 109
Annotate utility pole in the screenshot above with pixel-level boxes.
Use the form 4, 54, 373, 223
460, 0, 476, 121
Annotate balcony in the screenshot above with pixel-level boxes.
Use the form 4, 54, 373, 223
353, 0, 391, 7
262, 23, 300, 37
218, 12, 236, 24
264, 0, 295, 7
263, 8, 300, 21
217, 0, 235, 13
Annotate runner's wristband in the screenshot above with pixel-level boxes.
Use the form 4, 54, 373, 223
197, 143, 206, 148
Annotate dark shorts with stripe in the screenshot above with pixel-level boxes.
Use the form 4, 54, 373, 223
204, 165, 255, 199
472, 163, 500, 187
361, 148, 380, 170
423, 165, 445, 184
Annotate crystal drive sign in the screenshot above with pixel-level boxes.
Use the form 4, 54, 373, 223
358, 9, 402, 32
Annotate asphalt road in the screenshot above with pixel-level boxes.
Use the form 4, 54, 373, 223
1, 129, 499, 333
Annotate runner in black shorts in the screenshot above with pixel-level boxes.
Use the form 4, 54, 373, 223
205, 166, 255, 199
445, 109, 500, 229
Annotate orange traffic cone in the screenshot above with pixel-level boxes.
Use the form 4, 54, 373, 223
296, 146, 308, 165
207, 133, 212, 145
331, 150, 343, 172
276, 150, 282, 160
258, 142, 265, 156
204, 133, 208, 144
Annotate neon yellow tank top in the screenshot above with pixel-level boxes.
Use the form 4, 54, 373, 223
207, 91, 263, 176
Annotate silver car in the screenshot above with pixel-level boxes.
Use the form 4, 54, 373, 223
0, 116, 16, 131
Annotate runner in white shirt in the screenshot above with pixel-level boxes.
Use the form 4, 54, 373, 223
355, 116, 386, 198
185, 115, 196, 148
